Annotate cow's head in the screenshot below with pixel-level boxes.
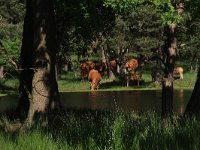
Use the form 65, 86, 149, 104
120, 64, 130, 75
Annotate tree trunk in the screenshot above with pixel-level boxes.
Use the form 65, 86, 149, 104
0, 66, 4, 78
102, 45, 115, 80
56, 53, 62, 80
185, 68, 200, 115
161, 2, 184, 118
162, 23, 177, 117
17, 0, 61, 128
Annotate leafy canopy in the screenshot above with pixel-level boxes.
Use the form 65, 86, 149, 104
103, 0, 182, 25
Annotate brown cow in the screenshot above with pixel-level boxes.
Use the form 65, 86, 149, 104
123, 59, 138, 73
173, 67, 184, 79
88, 69, 101, 90
93, 61, 107, 76
124, 72, 142, 87
130, 72, 142, 86
80, 60, 95, 81
120, 57, 147, 87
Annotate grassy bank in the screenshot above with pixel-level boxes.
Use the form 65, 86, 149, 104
58, 71, 197, 92
1, 110, 200, 149
0, 71, 197, 94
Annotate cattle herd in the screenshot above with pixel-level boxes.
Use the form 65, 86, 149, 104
79, 59, 184, 91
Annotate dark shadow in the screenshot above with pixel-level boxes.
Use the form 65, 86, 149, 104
0, 79, 16, 94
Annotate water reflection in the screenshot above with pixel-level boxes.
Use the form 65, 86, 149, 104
0, 90, 192, 115
60, 90, 191, 115
173, 89, 191, 114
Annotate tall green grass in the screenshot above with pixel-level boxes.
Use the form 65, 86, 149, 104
1, 110, 200, 149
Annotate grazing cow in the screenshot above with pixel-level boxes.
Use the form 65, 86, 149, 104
88, 69, 101, 90
80, 60, 95, 81
173, 67, 184, 79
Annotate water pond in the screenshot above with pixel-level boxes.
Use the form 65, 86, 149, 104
0, 90, 192, 114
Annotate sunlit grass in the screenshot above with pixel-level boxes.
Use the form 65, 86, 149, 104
0, 71, 197, 94
58, 71, 197, 92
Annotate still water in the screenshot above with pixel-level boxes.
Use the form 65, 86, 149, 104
0, 90, 192, 114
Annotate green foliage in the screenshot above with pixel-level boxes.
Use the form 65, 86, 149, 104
177, 0, 200, 63
103, 0, 144, 10
0, 38, 21, 66
103, 0, 183, 25
0, 0, 25, 24
0, 0, 25, 73
106, 15, 129, 51
55, 0, 115, 54
125, 3, 164, 53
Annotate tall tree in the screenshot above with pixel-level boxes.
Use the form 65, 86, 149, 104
161, 1, 184, 117
16, 0, 61, 129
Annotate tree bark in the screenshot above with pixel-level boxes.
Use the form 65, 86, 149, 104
161, 24, 177, 117
103, 45, 115, 80
17, 0, 61, 128
0, 66, 4, 78
161, 2, 184, 117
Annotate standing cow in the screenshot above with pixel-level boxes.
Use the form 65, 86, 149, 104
121, 55, 147, 87
173, 67, 184, 79
88, 69, 101, 90
120, 59, 138, 87
124, 59, 139, 73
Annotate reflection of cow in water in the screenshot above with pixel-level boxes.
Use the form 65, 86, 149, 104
173, 67, 184, 79
88, 69, 101, 90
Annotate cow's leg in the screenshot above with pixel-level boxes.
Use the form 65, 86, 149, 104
89, 82, 92, 89
180, 73, 183, 79
97, 83, 100, 90
127, 79, 129, 87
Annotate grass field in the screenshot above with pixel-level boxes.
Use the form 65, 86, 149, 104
0, 70, 197, 94
58, 70, 197, 92
1, 111, 200, 149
